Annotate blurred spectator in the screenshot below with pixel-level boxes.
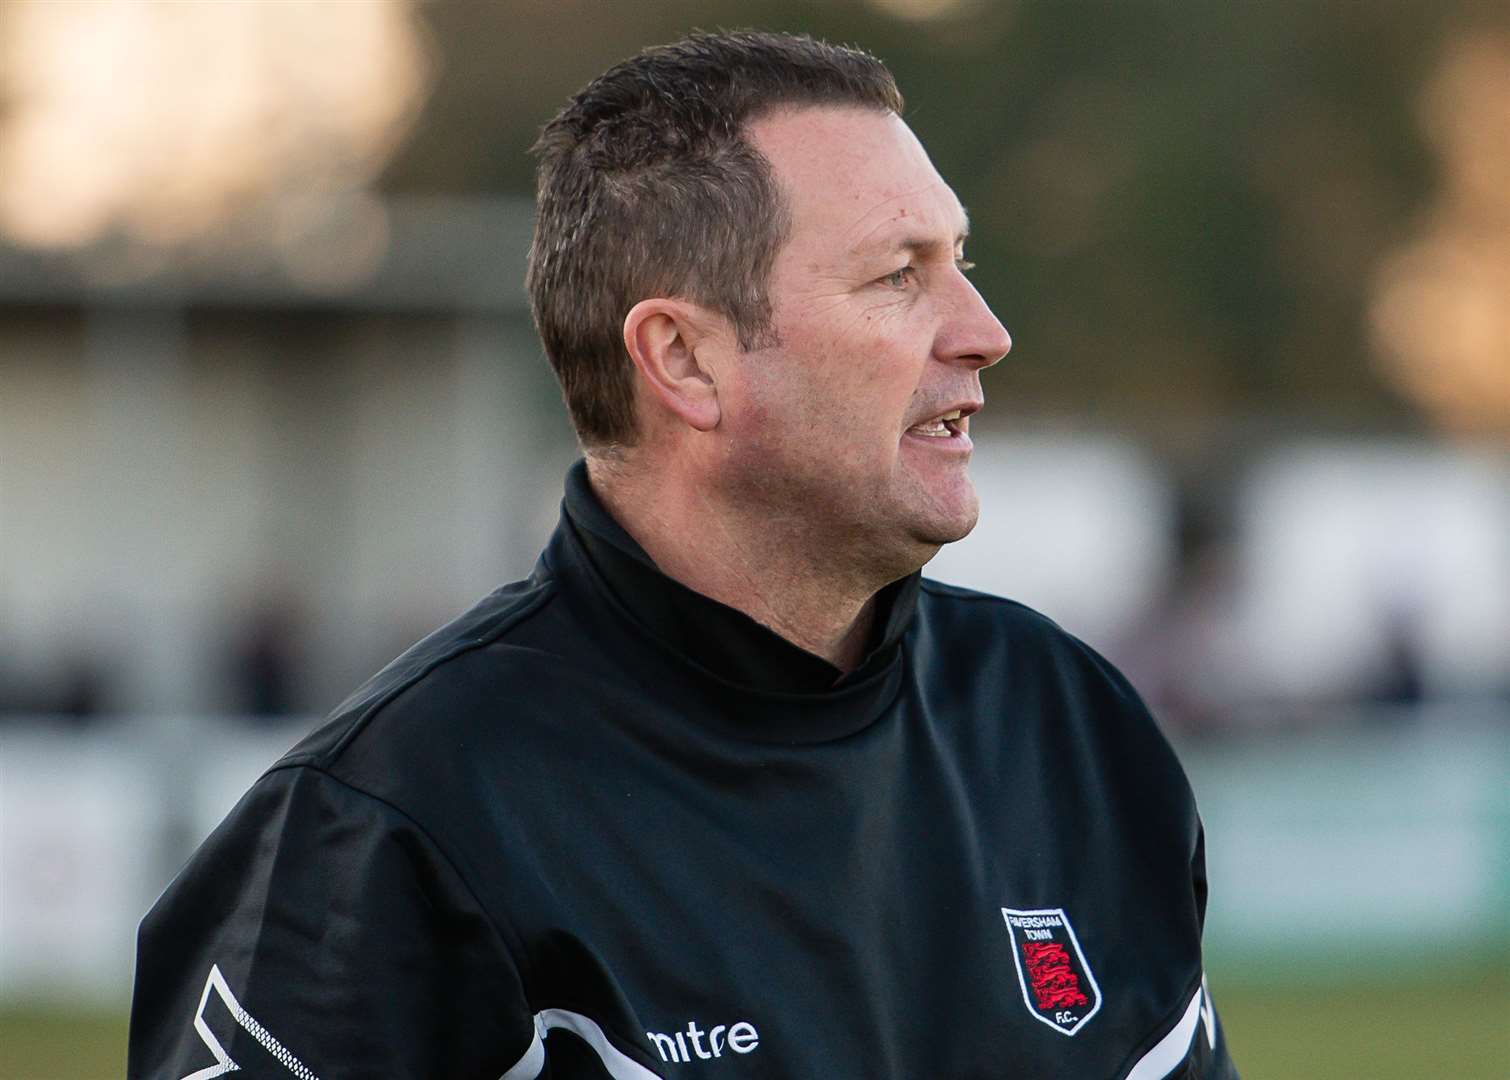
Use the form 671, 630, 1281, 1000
1366, 597, 1428, 711
0, 646, 112, 724
225, 597, 306, 721
53, 650, 108, 720
1115, 481, 1248, 738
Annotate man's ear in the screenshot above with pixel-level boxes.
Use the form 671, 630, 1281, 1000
622, 299, 722, 433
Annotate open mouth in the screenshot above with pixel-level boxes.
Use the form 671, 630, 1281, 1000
906, 408, 968, 439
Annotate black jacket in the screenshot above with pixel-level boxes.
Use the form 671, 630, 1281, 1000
130, 461, 1239, 1079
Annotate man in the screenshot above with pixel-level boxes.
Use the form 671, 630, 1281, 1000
130, 31, 1238, 1079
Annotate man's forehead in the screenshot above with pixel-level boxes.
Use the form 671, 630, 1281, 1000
850, 198, 971, 258
748, 106, 968, 252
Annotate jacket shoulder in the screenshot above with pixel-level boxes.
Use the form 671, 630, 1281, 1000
918, 576, 1074, 648
276, 574, 557, 772
919, 576, 1059, 621
917, 575, 1156, 720
917, 576, 1201, 852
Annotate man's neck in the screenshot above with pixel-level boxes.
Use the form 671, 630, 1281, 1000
587, 457, 884, 674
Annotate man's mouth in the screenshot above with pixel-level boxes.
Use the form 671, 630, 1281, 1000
906, 409, 966, 438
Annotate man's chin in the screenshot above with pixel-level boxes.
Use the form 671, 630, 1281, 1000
901, 463, 978, 535
907, 497, 980, 550
914, 518, 975, 548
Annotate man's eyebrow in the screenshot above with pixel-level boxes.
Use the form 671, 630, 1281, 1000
855, 212, 972, 258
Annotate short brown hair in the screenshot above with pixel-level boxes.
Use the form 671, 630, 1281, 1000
527, 30, 903, 449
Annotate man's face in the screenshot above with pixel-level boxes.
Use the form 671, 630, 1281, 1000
714, 106, 1012, 572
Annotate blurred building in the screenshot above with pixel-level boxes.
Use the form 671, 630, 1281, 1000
0, 195, 580, 716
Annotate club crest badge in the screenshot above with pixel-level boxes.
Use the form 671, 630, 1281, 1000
1001, 907, 1102, 1036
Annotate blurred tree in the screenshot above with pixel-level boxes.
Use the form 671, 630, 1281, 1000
380, 0, 1502, 444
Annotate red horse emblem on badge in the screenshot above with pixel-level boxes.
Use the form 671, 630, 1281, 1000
1021, 941, 1089, 1011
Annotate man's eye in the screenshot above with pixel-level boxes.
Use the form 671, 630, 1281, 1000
956, 258, 976, 273
881, 266, 916, 288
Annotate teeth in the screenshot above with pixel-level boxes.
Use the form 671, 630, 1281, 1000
908, 409, 968, 438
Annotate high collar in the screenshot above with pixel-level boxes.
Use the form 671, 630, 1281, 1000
557, 459, 921, 696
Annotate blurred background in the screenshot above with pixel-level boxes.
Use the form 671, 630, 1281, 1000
1, 2, 1506, 1077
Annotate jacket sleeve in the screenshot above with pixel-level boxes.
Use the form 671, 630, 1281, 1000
128, 764, 540, 1080
1188, 986, 1241, 1079
1188, 823, 1241, 1079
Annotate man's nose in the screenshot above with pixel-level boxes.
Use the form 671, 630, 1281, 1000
940, 276, 1012, 369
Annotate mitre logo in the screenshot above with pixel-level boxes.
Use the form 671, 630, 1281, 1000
1001, 907, 1102, 1036
645, 1018, 760, 1065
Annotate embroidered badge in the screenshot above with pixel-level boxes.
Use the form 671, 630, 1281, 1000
1001, 907, 1102, 1036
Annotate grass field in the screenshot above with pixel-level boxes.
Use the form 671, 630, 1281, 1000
3, 965, 1505, 1079
1218, 964, 1509, 1079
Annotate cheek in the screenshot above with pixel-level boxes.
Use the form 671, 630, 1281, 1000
720, 366, 808, 461
805, 319, 902, 400
739, 311, 924, 448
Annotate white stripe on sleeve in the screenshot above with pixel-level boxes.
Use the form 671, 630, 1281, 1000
497, 1008, 663, 1080
1123, 984, 1204, 1080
